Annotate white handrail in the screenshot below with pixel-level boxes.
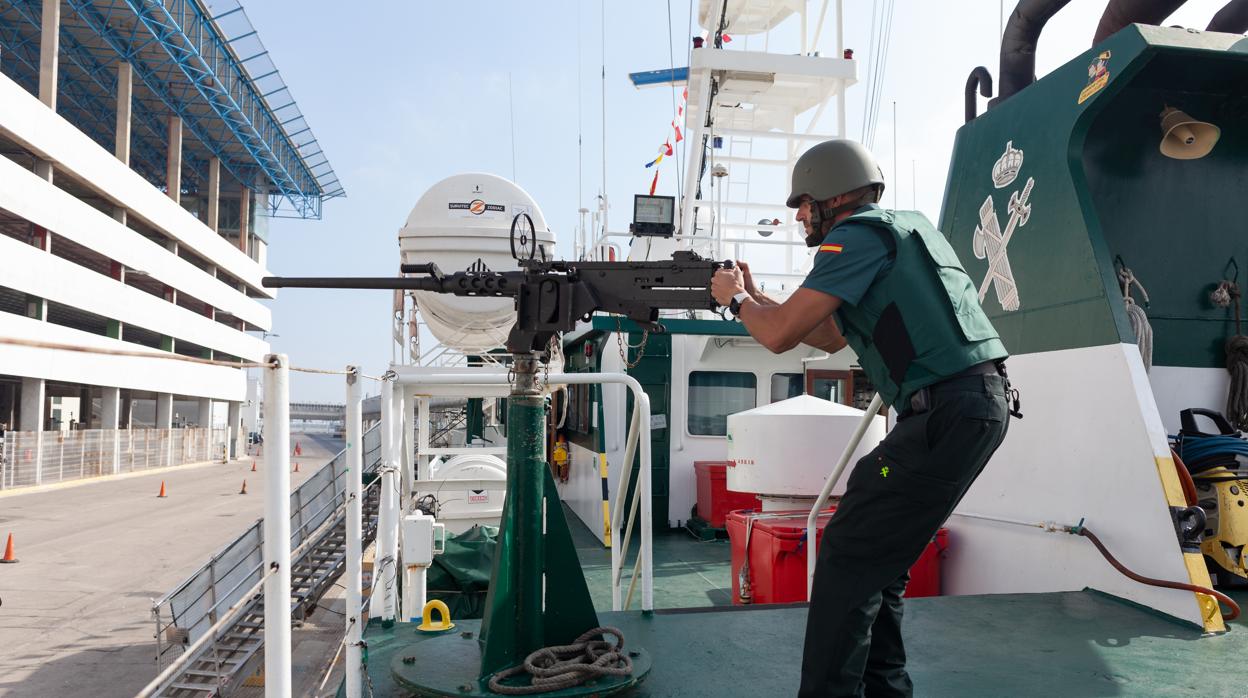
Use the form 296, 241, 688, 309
261, 354, 291, 698
806, 393, 882, 600
343, 367, 364, 698
388, 370, 654, 612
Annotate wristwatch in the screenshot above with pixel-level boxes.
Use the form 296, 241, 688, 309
729, 291, 751, 318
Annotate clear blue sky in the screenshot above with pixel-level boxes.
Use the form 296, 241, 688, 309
242, 1, 1229, 402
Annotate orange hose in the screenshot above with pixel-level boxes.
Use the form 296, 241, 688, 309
1171, 449, 1199, 507
1078, 526, 1239, 622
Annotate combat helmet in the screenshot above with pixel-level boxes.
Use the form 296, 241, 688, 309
786, 139, 886, 209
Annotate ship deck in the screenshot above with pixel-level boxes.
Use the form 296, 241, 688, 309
351, 508, 1248, 697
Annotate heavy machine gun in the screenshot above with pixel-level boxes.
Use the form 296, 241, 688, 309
261, 216, 738, 693
262, 249, 732, 355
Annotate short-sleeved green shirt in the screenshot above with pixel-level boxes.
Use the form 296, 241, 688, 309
800, 205, 894, 304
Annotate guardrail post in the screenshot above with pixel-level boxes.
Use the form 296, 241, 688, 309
262, 354, 292, 697
344, 366, 364, 698
371, 375, 400, 624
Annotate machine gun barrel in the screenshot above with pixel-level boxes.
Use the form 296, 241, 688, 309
263, 250, 732, 354
261, 271, 525, 296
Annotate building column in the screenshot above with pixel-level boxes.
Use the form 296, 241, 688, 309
166, 116, 182, 203
120, 391, 133, 429
198, 398, 213, 428
39, 0, 59, 110
101, 387, 121, 474
115, 62, 132, 165
19, 378, 45, 484
238, 186, 250, 255
227, 400, 242, 460
113, 61, 133, 225
34, 0, 59, 184
107, 262, 125, 340
156, 393, 173, 429
77, 386, 92, 428
207, 157, 221, 232
156, 393, 173, 467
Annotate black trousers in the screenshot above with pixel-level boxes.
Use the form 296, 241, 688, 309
799, 374, 1011, 698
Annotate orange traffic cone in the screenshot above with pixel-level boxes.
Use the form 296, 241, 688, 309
0, 534, 17, 564
251, 461, 257, 472
239, 480, 248, 495
293, 441, 302, 457
293, 462, 300, 473
158, 481, 167, 498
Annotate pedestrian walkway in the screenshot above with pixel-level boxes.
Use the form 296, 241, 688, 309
0, 433, 341, 698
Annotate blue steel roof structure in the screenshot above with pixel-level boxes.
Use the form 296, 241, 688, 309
0, 0, 343, 219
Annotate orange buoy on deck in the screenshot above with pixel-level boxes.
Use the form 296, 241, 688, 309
1, 533, 18, 563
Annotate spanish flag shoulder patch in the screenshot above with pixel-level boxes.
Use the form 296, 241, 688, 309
819, 243, 844, 254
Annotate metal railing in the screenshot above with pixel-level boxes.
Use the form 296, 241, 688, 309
150, 425, 382, 673
0, 428, 228, 490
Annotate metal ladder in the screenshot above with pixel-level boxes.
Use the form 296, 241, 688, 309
157, 484, 382, 697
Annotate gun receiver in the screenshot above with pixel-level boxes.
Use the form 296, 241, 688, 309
262, 251, 733, 355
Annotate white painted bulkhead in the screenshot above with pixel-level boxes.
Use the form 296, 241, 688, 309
946, 343, 1209, 628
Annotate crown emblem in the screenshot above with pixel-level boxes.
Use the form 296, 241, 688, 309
992, 141, 1023, 189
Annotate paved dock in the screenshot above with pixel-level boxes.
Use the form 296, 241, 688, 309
0, 433, 342, 698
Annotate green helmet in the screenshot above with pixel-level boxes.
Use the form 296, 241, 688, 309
786, 139, 886, 209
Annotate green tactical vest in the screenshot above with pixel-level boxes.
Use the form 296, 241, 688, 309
831, 208, 1008, 408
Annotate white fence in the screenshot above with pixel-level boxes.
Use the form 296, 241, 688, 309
0, 428, 229, 490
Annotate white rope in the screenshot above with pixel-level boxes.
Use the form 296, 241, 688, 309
1117, 267, 1152, 373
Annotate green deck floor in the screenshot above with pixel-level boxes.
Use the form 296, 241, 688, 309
350, 509, 1248, 697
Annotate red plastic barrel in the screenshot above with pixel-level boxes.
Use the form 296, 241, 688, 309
694, 461, 762, 528
727, 508, 947, 604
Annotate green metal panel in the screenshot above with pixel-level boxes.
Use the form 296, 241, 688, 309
1081, 48, 1248, 368
479, 395, 599, 677
938, 26, 1248, 367
624, 332, 672, 532
465, 398, 485, 443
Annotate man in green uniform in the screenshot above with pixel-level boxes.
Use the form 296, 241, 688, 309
711, 139, 1016, 697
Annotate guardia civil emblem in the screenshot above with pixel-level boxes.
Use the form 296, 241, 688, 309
973, 141, 1033, 312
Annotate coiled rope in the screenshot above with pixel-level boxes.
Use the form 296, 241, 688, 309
1118, 265, 1152, 373
487, 627, 633, 695
1213, 279, 1248, 431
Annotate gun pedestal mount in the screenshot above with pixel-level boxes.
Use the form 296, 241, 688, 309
263, 250, 730, 695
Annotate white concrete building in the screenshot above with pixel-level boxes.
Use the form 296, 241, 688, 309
0, 0, 341, 484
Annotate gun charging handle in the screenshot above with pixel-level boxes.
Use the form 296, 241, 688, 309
400, 263, 444, 280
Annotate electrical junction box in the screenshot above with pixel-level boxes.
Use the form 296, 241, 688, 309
402, 512, 445, 566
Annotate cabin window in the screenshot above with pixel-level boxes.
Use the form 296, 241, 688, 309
688, 371, 757, 436
770, 373, 804, 403
564, 383, 594, 434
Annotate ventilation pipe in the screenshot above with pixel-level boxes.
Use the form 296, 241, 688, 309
1208, 0, 1248, 33
1094, 0, 1190, 44
993, 0, 1076, 107
965, 67, 994, 123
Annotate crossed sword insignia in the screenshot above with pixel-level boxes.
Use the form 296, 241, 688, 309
973, 176, 1034, 312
